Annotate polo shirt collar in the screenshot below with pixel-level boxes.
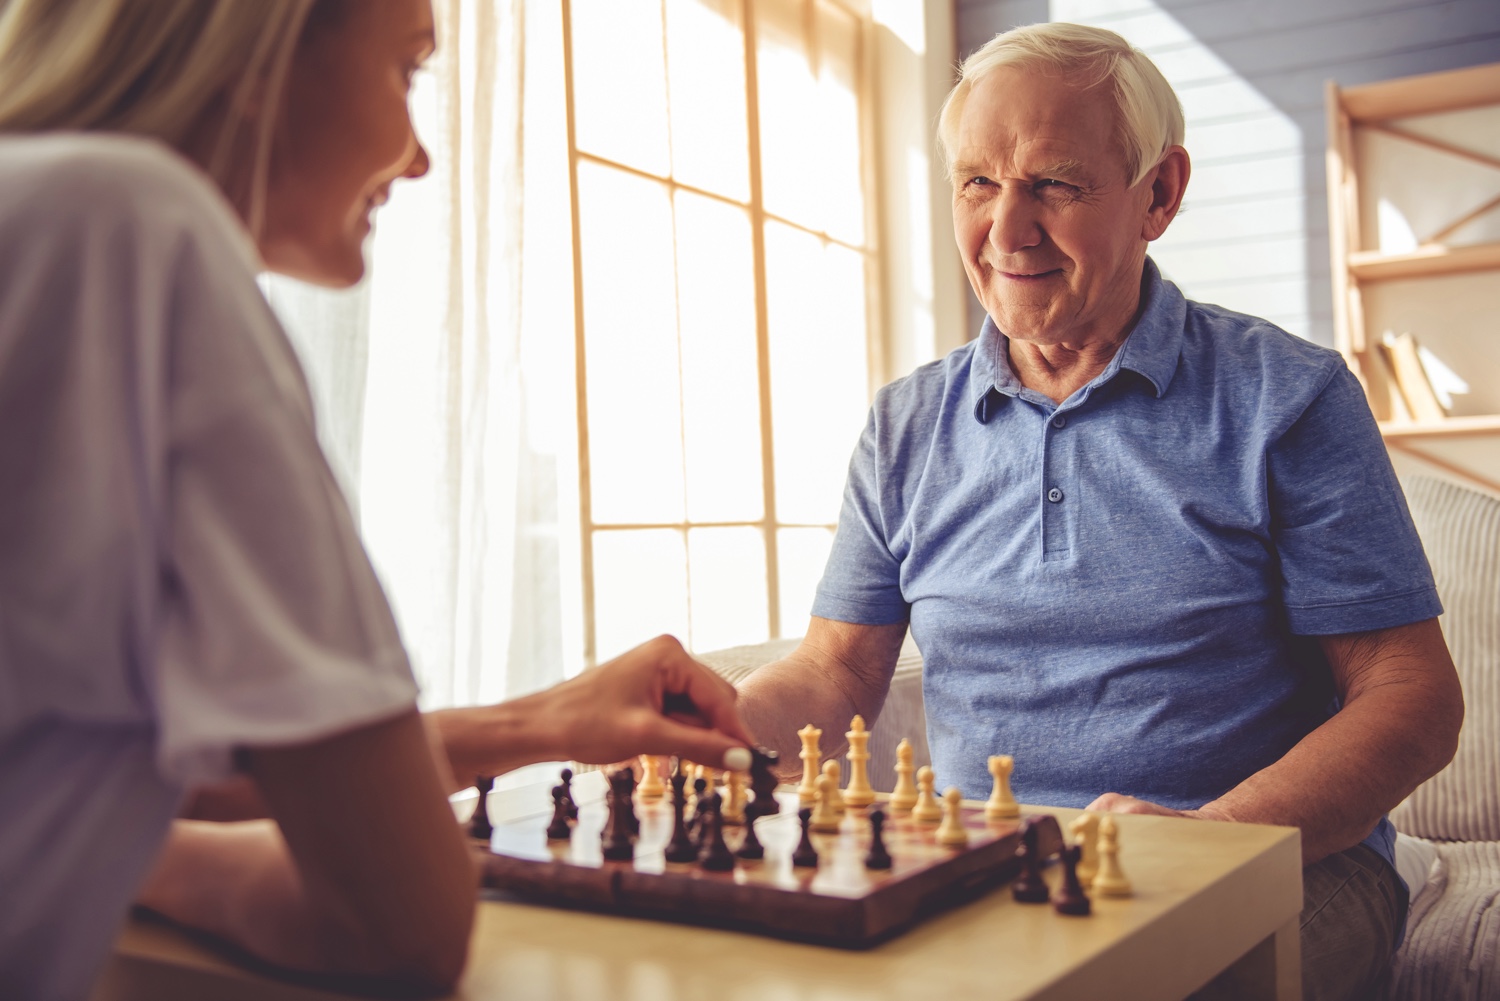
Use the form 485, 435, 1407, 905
970, 257, 1186, 423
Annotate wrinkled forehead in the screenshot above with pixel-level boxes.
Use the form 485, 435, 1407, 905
956, 65, 1126, 174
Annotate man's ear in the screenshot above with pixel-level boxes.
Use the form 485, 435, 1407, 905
1141, 146, 1190, 241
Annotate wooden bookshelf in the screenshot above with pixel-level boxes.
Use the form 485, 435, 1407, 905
1326, 62, 1500, 495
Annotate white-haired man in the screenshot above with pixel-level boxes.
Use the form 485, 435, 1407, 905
736, 22, 1463, 1001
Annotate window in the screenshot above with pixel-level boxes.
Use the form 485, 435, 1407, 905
562, 0, 881, 662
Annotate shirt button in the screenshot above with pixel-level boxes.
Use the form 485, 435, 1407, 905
1047, 487, 1064, 503
1052, 415, 1067, 429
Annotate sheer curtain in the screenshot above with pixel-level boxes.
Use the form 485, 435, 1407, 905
265, 0, 581, 710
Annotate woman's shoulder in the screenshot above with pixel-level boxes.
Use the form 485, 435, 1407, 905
0, 132, 253, 264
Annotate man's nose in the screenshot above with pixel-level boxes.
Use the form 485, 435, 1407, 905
989, 186, 1042, 255
404, 140, 431, 180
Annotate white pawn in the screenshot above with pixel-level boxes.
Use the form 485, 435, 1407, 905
1091, 815, 1133, 897
797, 724, 822, 801
935, 787, 969, 847
637, 755, 665, 800
723, 769, 747, 824
912, 765, 942, 824
985, 754, 1020, 820
821, 759, 844, 814
1069, 812, 1100, 884
810, 771, 841, 832
890, 738, 918, 812
843, 715, 875, 808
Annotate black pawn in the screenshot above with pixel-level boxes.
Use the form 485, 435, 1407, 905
665, 772, 698, 863
746, 747, 782, 823
559, 767, 578, 820
468, 775, 494, 840
1052, 843, 1092, 916
545, 785, 572, 841
601, 769, 636, 862
735, 816, 765, 860
791, 807, 819, 868
864, 808, 892, 870
698, 796, 736, 872
1012, 818, 1050, 903
688, 777, 711, 845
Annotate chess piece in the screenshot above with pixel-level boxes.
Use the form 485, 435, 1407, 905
695, 763, 719, 793
864, 808, 892, 870
600, 769, 636, 862
1052, 843, 1092, 916
637, 755, 665, 800
1091, 815, 1133, 897
746, 747, 781, 823
986, 754, 1020, 820
624, 768, 640, 834
545, 785, 572, 841
936, 787, 969, 847
559, 767, 578, 820
820, 759, 844, 814
664, 771, 698, 863
890, 738, 918, 812
797, 724, 822, 801
468, 775, 494, 840
810, 771, 841, 832
688, 777, 711, 845
792, 807, 819, 867
735, 814, 766, 860
843, 715, 875, 808
722, 769, 747, 825
911, 765, 942, 824
1069, 812, 1100, 884
1011, 817, 1051, 903
723, 746, 753, 773
698, 795, 735, 872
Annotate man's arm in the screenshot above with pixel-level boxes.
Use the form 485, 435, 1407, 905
1091, 618, 1464, 863
735, 616, 909, 778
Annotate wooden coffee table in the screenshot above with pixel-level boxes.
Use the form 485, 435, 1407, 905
94, 776, 1303, 1001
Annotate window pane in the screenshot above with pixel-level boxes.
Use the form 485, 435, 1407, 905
765, 221, 869, 524
572, 0, 671, 176
814, 1, 864, 244
676, 192, 764, 522
578, 162, 685, 524
666, 0, 750, 201
688, 527, 768, 651
755, 0, 822, 233
778, 527, 835, 637
594, 529, 689, 660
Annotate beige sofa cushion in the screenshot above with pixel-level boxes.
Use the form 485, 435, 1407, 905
1390, 476, 1500, 842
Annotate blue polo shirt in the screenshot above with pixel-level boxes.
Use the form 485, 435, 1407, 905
812, 259, 1440, 870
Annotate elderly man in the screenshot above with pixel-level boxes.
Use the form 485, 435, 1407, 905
736, 22, 1463, 1001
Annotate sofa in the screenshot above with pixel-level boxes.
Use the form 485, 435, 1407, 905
702, 474, 1499, 999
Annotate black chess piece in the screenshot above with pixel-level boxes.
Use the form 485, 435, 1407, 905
864, 808, 892, 870
1052, 843, 1092, 916
545, 785, 572, 841
698, 795, 736, 872
559, 767, 578, 820
623, 767, 640, 835
688, 777, 711, 845
1012, 817, 1051, 903
745, 747, 781, 824
735, 813, 765, 860
665, 772, 698, 863
791, 807, 819, 868
468, 775, 494, 840
601, 769, 636, 862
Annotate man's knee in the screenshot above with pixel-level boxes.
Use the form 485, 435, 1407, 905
1299, 844, 1406, 1001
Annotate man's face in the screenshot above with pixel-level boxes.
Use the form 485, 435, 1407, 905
950, 64, 1156, 348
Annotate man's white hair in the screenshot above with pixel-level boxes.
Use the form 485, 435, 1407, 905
938, 22, 1185, 187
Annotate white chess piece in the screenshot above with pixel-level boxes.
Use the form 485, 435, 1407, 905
912, 765, 942, 824
723, 769, 747, 823
637, 755, 665, 800
985, 754, 1020, 820
1069, 812, 1100, 884
797, 724, 822, 801
1091, 815, 1133, 897
936, 787, 969, 847
810, 771, 841, 832
821, 759, 844, 814
890, 738, 918, 812
843, 715, 875, 807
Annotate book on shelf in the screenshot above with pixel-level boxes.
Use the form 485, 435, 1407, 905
1361, 340, 1411, 423
1381, 331, 1448, 424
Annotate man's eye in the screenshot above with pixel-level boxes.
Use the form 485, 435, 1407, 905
966, 176, 993, 187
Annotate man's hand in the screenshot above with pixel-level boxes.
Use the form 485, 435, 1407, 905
430, 635, 756, 786
1086, 792, 1233, 823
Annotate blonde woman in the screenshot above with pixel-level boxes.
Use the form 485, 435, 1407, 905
0, 1, 753, 997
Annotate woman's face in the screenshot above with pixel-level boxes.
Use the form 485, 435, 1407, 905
258, 0, 436, 286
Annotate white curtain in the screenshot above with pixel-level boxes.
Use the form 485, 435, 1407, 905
265, 0, 582, 710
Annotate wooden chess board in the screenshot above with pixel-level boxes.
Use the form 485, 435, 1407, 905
475, 784, 1063, 948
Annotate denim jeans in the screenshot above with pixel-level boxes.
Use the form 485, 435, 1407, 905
1190, 843, 1408, 1001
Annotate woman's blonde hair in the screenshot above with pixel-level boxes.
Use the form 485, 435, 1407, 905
938, 22, 1184, 188
0, 0, 321, 234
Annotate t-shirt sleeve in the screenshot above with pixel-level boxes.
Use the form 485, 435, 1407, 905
810, 407, 910, 625
1267, 363, 1442, 635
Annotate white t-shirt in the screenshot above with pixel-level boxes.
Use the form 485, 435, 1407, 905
0, 134, 421, 1000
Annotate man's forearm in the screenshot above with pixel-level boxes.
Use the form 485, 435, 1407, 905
737, 652, 891, 780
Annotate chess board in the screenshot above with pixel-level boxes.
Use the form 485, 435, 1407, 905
475, 784, 1063, 948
